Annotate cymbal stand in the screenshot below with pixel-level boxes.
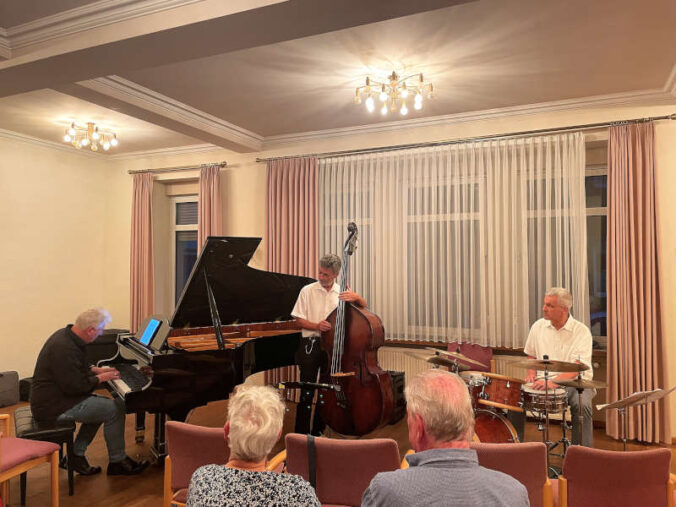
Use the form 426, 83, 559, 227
542, 360, 551, 472
618, 406, 628, 451
573, 372, 585, 446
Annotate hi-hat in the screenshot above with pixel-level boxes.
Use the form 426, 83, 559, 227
426, 355, 471, 372
554, 378, 606, 390
398, 350, 470, 372
508, 358, 590, 373
424, 347, 488, 368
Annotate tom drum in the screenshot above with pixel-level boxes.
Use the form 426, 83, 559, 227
478, 373, 524, 413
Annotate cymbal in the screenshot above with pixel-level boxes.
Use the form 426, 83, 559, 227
508, 358, 590, 373
424, 347, 488, 368
426, 355, 471, 372
554, 378, 606, 390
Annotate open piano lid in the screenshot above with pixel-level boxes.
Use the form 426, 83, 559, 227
170, 236, 314, 328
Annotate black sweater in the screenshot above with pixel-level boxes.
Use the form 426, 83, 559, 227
30, 325, 99, 421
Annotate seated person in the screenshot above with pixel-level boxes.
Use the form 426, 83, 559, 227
362, 369, 529, 507
30, 308, 148, 475
187, 384, 320, 507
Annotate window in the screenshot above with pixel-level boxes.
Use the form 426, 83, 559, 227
171, 197, 198, 304
585, 166, 607, 348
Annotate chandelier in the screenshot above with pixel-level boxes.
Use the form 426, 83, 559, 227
355, 71, 434, 116
63, 122, 119, 152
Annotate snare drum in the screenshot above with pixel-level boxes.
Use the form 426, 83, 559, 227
478, 373, 524, 413
460, 371, 486, 409
473, 409, 519, 443
521, 383, 568, 413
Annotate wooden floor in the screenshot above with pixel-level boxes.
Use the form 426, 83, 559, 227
1, 397, 675, 507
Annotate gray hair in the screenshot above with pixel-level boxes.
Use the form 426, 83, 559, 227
545, 287, 573, 310
227, 384, 285, 462
75, 308, 111, 330
405, 369, 474, 443
319, 254, 341, 275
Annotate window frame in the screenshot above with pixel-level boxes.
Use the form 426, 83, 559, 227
585, 164, 608, 347
170, 195, 198, 305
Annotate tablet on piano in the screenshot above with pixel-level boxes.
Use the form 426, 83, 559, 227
134, 315, 170, 352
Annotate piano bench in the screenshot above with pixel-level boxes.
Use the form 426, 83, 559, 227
13, 405, 76, 501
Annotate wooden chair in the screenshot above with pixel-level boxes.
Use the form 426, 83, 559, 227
285, 433, 400, 507
558, 446, 673, 507
471, 441, 552, 507
0, 413, 60, 507
163, 421, 229, 507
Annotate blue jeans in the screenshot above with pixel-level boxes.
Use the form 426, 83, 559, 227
57, 395, 126, 463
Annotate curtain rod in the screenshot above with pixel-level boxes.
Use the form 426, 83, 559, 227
128, 161, 227, 175
256, 113, 676, 163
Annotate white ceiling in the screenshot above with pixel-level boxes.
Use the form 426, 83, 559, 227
0, 0, 674, 155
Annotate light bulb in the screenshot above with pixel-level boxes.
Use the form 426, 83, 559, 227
91, 143, 98, 152
400, 104, 408, 115
401, 85, 408, 98
75, 142, 82, 149
64, 134, 71, 143
414, 93, 423, 104
379, 90, 388, 102
365, 96, 375, 112
103, 141, 111, 151
110, 136, 118, 147
414, 101, 422, 110
81, 138, 89, 146
92, 128, 100, 141
68, 123, 76, 136
380, 104, 387, 115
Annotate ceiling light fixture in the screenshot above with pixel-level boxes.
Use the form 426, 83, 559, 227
63, 122, 119, 152
355, 71, 433, 116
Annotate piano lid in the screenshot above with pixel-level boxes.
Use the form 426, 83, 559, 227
170, 236, 315, 329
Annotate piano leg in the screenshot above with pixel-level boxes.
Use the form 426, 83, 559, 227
135, 411, 146, 443
151, 412, 167, 462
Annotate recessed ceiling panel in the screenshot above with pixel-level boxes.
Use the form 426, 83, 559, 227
0, 0, 100, 28
120, 0, 676, 137
0, 89, 204, 153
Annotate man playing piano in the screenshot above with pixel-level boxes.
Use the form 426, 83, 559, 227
291, 254, 367, 435
30, 308, 149, 475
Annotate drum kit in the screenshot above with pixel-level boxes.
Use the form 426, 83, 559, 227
401, 349, 608, 470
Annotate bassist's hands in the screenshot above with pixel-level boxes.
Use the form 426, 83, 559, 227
317, 320, 332, 332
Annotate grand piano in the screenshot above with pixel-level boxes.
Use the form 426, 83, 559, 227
100, 236, 314, 459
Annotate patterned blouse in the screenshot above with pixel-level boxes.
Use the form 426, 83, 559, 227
186, 465, 321, 507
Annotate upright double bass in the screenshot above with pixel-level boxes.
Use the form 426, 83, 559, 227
318, 223, 395, 435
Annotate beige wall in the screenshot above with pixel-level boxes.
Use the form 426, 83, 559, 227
0, 137, 111, 377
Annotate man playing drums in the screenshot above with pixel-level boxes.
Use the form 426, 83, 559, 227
510, 287, 595, 447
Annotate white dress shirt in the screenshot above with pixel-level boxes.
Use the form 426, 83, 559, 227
291, 281, 340, 338
523, 315, 593, 380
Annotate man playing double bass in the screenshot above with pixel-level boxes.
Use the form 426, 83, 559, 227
291, 254, 367, 435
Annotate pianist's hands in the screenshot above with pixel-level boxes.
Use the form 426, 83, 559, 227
140, 366, 154, 378
96, 369, 121, 383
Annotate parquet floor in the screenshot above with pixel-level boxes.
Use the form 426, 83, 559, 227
1, 395, 674, 506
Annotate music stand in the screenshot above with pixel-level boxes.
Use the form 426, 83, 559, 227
597, 386, 676, 450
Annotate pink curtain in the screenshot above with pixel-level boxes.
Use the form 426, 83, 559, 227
198, 165, 223, 248
606, 122, 670, 444
264, 157, 318, 399
130, 173, 154, 333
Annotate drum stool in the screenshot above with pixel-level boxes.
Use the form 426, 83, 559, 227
13, 405, 76, 502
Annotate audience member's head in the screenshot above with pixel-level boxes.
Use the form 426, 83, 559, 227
73, 308, 112, 343
405, 369, 474, 451
225, 384, 285, 463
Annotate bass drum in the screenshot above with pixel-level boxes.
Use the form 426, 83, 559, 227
473, 409, 519, 443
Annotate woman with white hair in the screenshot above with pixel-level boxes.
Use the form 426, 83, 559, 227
186, 384, 319, 507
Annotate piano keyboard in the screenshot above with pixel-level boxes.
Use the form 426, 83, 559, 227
109, 363, 150, 396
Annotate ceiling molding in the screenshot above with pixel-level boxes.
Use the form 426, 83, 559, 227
665, 64, 676, 97
264, 88, 676, 148
77, 76, 263, 151
106, 143, 220, 160
6, 0, 204, 50
0, 127, 100, 158
0, 29, 10, 59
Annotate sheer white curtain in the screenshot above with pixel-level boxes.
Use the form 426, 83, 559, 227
319, 133, 588, 347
